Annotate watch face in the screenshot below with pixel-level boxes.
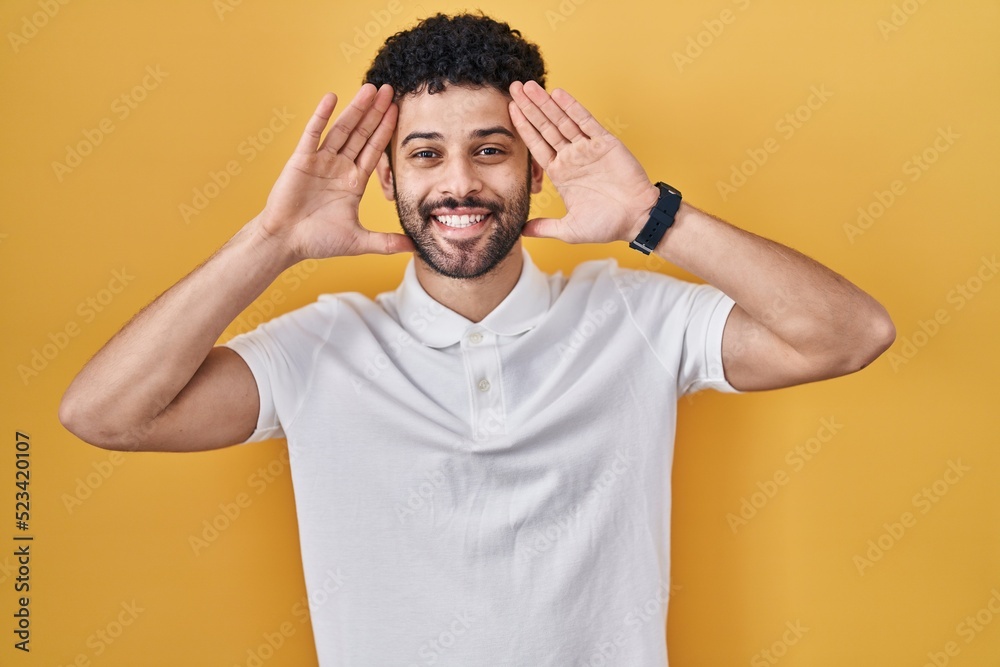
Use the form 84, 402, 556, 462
656, 182, 681, 197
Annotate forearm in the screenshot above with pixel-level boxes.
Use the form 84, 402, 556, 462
646, 201, 892, 360
505, 81, 892, 381
60, 215, 294, 435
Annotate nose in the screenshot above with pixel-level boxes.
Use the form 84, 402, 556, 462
437, 155, 483, 200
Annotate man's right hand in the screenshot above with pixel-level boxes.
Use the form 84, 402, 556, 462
60, 85, 415, 452
257, 83, 413, 261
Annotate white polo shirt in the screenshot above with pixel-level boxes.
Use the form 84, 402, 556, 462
224, 248, 739, 666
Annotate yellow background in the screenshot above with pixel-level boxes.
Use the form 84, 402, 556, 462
2, 0, 998, 664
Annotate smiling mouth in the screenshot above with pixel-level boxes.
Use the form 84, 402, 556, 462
432, 212, 491, 229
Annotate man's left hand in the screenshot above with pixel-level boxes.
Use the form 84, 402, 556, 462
508, 80, 660, 244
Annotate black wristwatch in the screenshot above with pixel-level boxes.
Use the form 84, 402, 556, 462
629, 182, 682, 255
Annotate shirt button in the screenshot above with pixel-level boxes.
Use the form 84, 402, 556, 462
468, 332, 483, 344
477, 378, 491, 392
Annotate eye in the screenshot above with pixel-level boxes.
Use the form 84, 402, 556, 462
413, 150, 438, 159
478, 146, 504, 157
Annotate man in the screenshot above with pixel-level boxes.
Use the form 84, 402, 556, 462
60, 13, 894, 666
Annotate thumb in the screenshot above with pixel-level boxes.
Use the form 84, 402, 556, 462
351, 229, 415, 256
521, 216, 569, 241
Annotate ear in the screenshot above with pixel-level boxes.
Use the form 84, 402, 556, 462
529, 155, 544, 194
375, 151, 395, 200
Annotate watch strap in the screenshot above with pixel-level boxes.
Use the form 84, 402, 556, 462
629, 182, 682, 255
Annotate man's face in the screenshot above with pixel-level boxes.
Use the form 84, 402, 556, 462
376, 84, 544, 279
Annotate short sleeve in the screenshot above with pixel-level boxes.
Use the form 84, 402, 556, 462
613, 266, 741, 396
677, 285, 739, 395
223, 327, 285, 443
222, 300, 337, 443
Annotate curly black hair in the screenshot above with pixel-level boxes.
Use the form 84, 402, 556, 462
363, 12, 547, 99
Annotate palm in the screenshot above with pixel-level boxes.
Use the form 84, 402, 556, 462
508, 81, 658, 244
265, 153, 368, 257
259, 84, 413, 260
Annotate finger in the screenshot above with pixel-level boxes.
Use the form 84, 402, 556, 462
356, 101, 398, 175
508, 98, 555, 167
318, 83, 378, 154
339, 84, 395, 163
350, 229, 416, 256
551, 88, 610, 141
523, 80, 588, 143
512, 80, 581, 149
294, 93, 338, 155
509, 81, 565, 152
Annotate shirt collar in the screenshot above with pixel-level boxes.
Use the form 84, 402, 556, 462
391, 248, 552, 348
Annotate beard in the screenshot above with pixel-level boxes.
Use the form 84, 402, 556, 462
393, 168, 532, 280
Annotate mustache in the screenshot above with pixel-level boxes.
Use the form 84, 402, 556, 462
417, 196, 504, 220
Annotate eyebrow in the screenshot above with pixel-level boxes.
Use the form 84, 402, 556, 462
401, 131, 443, 147
472, 126, 516, 141
400, 126, 516, 147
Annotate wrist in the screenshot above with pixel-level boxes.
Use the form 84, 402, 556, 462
245, 212, 301, 272
623, 184, 662, 244
625, 182, 683, 255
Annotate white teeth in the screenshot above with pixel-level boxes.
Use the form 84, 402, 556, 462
435, 213, 487, 228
